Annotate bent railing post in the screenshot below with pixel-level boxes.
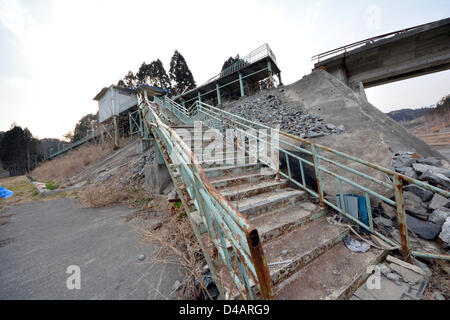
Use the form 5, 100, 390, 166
246, 229, 273, 300
393, 175, 411, 262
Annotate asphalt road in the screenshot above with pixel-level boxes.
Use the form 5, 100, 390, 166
0, 198, 184, 300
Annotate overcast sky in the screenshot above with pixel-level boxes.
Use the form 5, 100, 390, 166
1, 0, 449, 139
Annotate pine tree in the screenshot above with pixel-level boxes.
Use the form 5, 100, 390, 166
136, 60, 171, 91
72, 113, 98, 142
220, 54, 248, 77
116, 79, 126, 88
169, 50, 196, 96
0, 125, 39, 175
123, 71, 138, 89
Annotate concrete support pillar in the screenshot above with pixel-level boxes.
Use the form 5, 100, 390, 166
216, 82, 221, 105
239, 72, 245, 97
128, 111, 133, 138
277, 72, 283, 86
351, 81, 368, 102
137, 138, 152, 154
155, 143, 164, 165
330, 64, 349, 85
267, 60, 274, 87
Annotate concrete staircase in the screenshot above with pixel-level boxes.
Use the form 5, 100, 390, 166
163, 111, 385, 299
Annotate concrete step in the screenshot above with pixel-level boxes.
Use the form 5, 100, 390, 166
204, 163, 263, 179
231, 188, 307, 218
200, 156, 254, 168
189, 211, 207, 234
209, 168, 276, 189
274, 242, 384, 300
250, 201, 326, 242
189, 140, 236, 150
220, 179, 289, 201
191, 149, 248, 162
263, 217, 348, 286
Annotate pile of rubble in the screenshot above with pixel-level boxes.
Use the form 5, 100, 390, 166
126, 149, 156, 186
390, 151, 450, 248
226, 94, 345, 138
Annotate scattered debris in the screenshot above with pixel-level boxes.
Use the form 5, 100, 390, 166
432, 291, 446, 300
127, 149, 156, 186
344, 235, 370, 253
138, 254, 145, 261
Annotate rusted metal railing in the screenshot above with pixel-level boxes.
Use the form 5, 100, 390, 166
158, 96, 450, 263
311, 20, 444, 63
139, 94, 273, 299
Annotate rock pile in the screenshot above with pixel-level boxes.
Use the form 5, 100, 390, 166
226, 94, 345, 138
127, 149, 156, 186
388, 151, 450, 247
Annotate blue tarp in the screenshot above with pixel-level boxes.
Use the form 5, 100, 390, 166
0, 187, 14, 198
336, 194, 370, 234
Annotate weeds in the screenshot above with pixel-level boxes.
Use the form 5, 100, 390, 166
45, 180, 59, 190
31, 143, 112, 183
139, 200, 217, 300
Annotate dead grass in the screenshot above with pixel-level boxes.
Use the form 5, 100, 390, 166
0, 175, 77, 212
0, 176, 38, 211
422, 259, 450, 300
139, 202, 215, 300
31, 143, 113, 184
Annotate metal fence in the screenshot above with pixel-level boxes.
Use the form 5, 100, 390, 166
48, 125, 111, 159
156, 96, 450, 263
203, 43, 277, 86
311, 20, 444, 63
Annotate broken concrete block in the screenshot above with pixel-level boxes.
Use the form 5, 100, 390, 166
374, 216, 394, 228
402, 185, 433, 202
396, 167, 417, 179
377, 263, 391, 276
386, 272, 400, 282
405, 214, 442, 240
414, 163, 450, 176
388, 263, 424, 285
144, 163, 172, 194
386, 255, 428, 276
167, 190, 178, 201
381, 202, 397, 219
438, 217, 450, 249
416, 157, 443, 167
429, 207, 450, 226
392, 157, 416, 170
403, 191, 429, 220
420, 170, 450, 190
429, 193, 450, 211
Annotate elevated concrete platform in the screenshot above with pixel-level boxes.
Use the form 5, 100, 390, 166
313, 18, 450, 97
176, 44, 281, 106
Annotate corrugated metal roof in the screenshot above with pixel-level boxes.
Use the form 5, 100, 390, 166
93, 84, 168, 101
